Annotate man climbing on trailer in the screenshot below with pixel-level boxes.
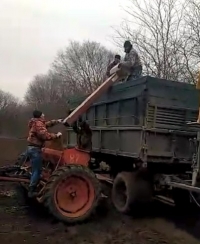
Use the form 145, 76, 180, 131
27, 110, 62, 198
72, 117, 92, 150
122, 40, 142, 81
66, 109, 92, 150
106, 54, 121, 78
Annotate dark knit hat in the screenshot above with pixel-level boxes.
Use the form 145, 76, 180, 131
33, 110, 42, 118
115, 54, 121, 59
124, 40, 132, 47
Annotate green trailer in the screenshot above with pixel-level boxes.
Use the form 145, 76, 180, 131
67, 76, 200, 212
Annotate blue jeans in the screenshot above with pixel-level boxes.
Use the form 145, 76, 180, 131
26, 146, 42, 188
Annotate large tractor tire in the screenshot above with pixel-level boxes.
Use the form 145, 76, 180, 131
112, 171, 152, 214
43, 165, 101, 224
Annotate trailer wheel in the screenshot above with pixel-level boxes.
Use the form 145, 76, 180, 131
112, 171, 152, 214
43, 165, 101, 224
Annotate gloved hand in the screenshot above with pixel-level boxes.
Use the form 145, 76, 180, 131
57, 119, 63, 123
118, 63, 122, 68
56, 132, 62, 138
63, 121, 70, 127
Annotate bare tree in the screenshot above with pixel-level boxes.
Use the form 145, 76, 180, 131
25, 73, 62, 106
183, 0, 200, 80
26, 40, 114, 107
25, 72, 72, 122
114, 0, 197, 82
52, 40, 114, 94
0, 90, 19, 112
0, 89, 21, 136
185, 0, 200, 56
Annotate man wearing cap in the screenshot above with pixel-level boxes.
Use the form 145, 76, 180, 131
106, 54, 121, 78
123, 40, 142, 80
27, 110, 62, 198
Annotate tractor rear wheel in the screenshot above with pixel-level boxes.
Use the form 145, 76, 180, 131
112, 171, 152, 214
43, 165, 101, 224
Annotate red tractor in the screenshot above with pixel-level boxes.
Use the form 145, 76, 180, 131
0, 66, 125, 224
10, 141, 101, 224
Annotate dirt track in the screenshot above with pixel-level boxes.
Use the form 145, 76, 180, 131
0, 137, 26, 165
0, 138, 200, 244
0, 183, 200, 244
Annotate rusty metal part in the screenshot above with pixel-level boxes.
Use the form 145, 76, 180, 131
42, 147, 90, 167
0, 165, 30, 183
0, 176, 29, 183
96, 174, 113, 184
54, 174, 95, 218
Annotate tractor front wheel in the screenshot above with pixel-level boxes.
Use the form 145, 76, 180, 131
43, 165, 101, 224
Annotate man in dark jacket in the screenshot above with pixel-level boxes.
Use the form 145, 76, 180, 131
106, 54, 121, 78
72, 118, 92, 150
27, 110, 62, 197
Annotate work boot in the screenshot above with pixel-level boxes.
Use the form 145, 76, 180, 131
28, 186, 38, 198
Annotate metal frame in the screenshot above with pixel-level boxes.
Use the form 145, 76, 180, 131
187, 122, 200, 186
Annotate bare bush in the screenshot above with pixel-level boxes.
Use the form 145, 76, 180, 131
0, 90, 21, 136
25, 72, 65, 105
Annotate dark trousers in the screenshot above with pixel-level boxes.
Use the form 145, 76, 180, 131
26, 146, 42, 188
126, 65, 142, 81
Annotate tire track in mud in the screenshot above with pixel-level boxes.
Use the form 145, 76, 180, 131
0, 181, 200, 243
0, 184, 200, 244
101, 181, 200, 241
148, 201, 200, 240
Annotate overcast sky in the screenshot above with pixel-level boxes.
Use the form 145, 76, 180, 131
0, 0, 128, 99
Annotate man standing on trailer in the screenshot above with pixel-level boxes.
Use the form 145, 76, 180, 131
27, 110, 62, 198
106, 54, 121, 78
123, 40, 142, 80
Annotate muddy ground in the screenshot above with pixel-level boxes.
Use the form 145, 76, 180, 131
0, 138, 200, 244
0, 183, 200, 244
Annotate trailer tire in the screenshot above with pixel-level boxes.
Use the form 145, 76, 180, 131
112, 171, 152, 214
43, 165, 101, 224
